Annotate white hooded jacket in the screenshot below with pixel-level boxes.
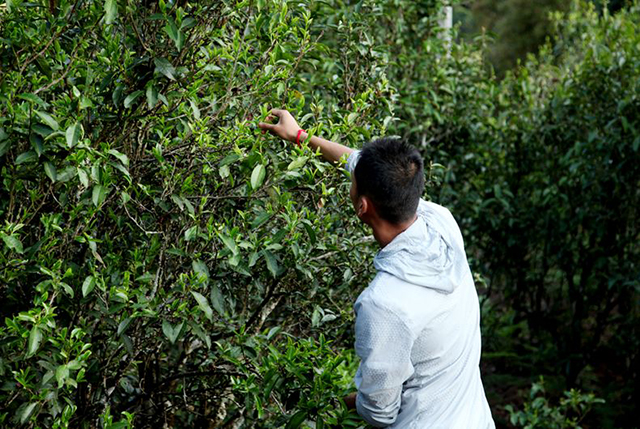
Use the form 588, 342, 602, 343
346, 151, 495, 428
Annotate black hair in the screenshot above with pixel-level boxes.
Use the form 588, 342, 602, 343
353, 138, 424, 224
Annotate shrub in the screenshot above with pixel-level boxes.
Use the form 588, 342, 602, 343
0, 0, 401, 426
505, 377, 605, 429
411, 3, 639, 426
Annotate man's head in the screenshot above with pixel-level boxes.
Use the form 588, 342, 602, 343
350, 138, 424, 225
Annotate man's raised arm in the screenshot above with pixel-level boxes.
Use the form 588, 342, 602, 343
258, 109, 353, 164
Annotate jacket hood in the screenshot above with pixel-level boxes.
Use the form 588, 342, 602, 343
373, 206, 466, 294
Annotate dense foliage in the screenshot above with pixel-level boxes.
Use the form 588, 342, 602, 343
456, 0, 627, 74
420, 5, 640, 427
0, 0, 637, 428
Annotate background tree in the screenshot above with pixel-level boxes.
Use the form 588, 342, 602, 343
456, 0, 628, 74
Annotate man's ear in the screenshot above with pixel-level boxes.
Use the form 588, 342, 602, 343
358, 196, 372, 218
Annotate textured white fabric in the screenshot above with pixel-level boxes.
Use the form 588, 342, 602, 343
347, 150, 495, 428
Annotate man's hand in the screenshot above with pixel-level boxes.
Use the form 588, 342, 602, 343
343, 392, 357, 410
258, 107, 353, 164
258, 109, 301, 143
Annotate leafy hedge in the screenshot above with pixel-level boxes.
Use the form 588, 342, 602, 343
1, 0, 637, 427
0, 0, 402, 426
406, 3, 640, 427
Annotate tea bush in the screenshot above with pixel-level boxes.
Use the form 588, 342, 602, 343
0, 0, 401, 426
405, 3, 639, 426
505, 377, 605, 429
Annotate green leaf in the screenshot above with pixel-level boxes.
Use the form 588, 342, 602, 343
18, 402, 38, 424
192, 260, 209, 283
190, 99, 201, 119
263, 250, 279, 277
33, 123, 54, 137
219, 233, 238, 255
124, 90, 144, 109
219, 153, 240, 166
254, 393, 264, 418
285, 410, 307, 429
112, 84, 125, 106
164, 20, 185, 50
303, 222, 316, 245
0, 140, 10, 158
26, 326, 42, 357
18, 93, 48, 108
250, 164, 266, 189
61, 282, 74, 297
191, 291, 213, 321
35, 110, 59, 130
91, 163, 101, 182
121, 334, 133, 354
172, 194, 185, 211
135, 273, 154, 283
180, 17, 196, 30
288, 156, 308, 171
162, 320, 182, 344
266, 326, 281, 340
146, 85, 158, 108
164, 20, 179, 42
311, 306, 321, 327
56, 166, 76, 182
16, 151, 37, 164
117, 317, 133, 336
82, 275, 96, 297
80, 96, 94, 109
65, 122, 82, 148
104, 0, 117, 24
121, 191, 130, 204
92, 184, 108, 206
189, 321, 212, 349
161, 320, 173, 342
185, 225, 198, 241
108, 149, 130, 167
251, 211, 271, 229
321, 313, 337, 323
78, 168, 89, 187
31, 133, 44, 155
67, 360, 82, 370
210, 284, 225, 316
55, 364, 69, 388
154, 57, 176, 81
166, 247, 187, 257
112, 162, 131, 182
2, 234, 24, 253
44, 162, 57, 182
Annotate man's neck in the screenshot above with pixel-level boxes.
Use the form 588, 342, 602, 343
371, 214, 418, 248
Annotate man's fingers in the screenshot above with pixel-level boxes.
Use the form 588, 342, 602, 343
260, 108, 290, 138
258, 122, 275, 131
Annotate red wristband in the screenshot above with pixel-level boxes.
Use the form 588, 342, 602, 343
296, 129, 306, 147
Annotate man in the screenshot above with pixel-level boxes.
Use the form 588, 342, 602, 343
259, 109, 495, 428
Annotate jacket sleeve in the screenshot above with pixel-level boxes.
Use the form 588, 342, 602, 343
354, 297, 415, 427
345, 149, 361, 174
